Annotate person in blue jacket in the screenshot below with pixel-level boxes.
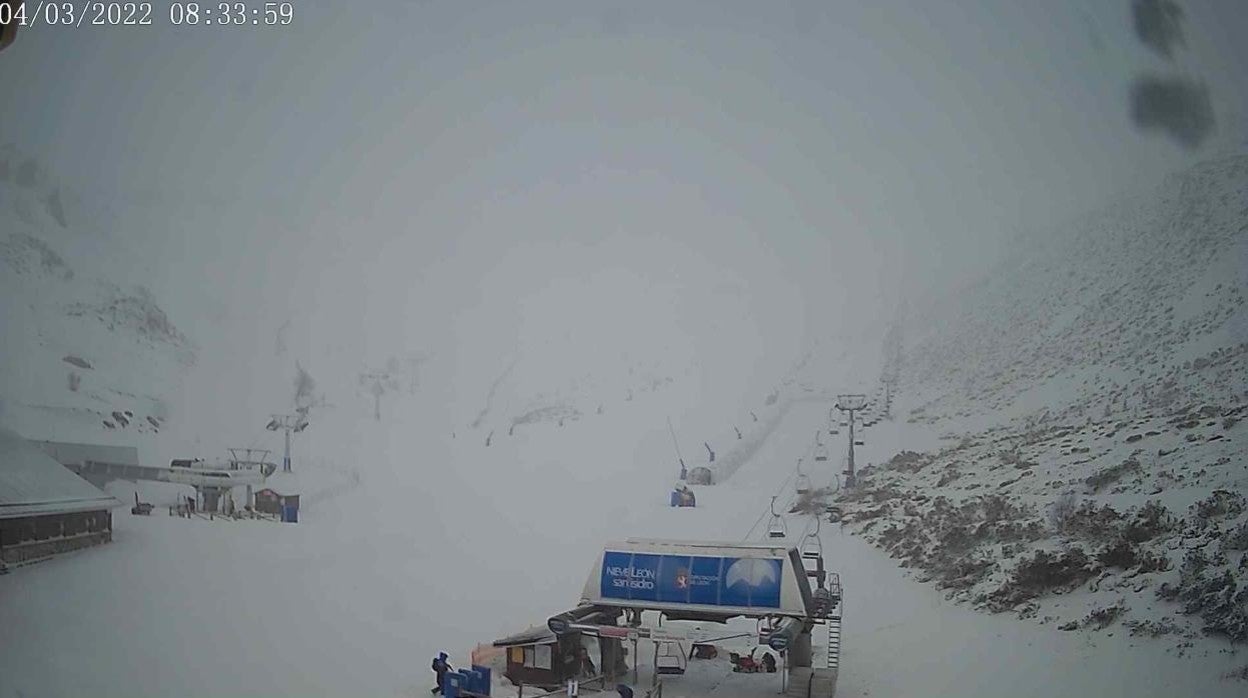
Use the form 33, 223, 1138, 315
431, 652, 452, 694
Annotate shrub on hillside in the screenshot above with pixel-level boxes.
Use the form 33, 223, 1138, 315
1098, 539, 1139, 569
1083, 600, 1127, 630
1055, 500, 1124, 540
1193, 490, 1245, 521
887, 450, 929, 473
1123, 500, 1175, 543
988, 547, 1098, 610
1049, 492, 1079, 533
1137, 549, 1173, 573
1222, 522, 1248, 553
1124, 617, 1182, 638
1157, 549, 1248, 643
789, 487, 835, 515
1085, 455, 1141, 493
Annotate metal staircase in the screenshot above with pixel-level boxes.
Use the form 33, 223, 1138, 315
825, 614, 842, 671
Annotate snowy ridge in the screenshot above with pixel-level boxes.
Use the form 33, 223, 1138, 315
0, 145, 194, 443
458, 332, 834, 484
836, 153, 1248, 673
900, 152, 1247, 430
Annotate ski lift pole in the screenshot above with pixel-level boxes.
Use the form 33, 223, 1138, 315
667, 417, 687, 480
266, 413, 307, 473
835, 394, 866, 488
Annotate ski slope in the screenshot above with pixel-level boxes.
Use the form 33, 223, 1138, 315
613, 402, 1247, 698
3, 385, 1245, 697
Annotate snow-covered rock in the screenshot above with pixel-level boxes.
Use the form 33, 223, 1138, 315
841, 152, 1248, 663
0, 145, 194, 443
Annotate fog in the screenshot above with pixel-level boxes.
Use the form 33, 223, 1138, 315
3, 1, 1248, 695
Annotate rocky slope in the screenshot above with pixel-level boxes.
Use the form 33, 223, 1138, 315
0, 145, 194, 442
838, 152, 1248, 671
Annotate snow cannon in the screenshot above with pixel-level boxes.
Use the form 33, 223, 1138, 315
131, 491, 153, 516
687, 466, 713, 485
669, 485, 696, 507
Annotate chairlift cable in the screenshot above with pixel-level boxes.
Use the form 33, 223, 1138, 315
741, 415, 834, 540
742, 439, 815, 540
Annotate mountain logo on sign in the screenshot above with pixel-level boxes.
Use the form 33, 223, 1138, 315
725, 559, 778, 588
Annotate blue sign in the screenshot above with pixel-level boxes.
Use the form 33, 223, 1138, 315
599, 552, 782, 609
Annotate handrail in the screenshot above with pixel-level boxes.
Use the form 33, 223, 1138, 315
521, 674, 610, 698
520, 673, 660, 698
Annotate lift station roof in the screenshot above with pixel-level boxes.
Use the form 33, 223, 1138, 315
579, 538, 815, 619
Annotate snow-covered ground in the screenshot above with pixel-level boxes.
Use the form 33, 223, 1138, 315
4, 387, 1245, 697
823, 152, 1248, 690
4, 142, 1247, 697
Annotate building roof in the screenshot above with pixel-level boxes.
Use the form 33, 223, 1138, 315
493, 625, 557, 648
0, 428, 120, 519
33, 439, 139, 467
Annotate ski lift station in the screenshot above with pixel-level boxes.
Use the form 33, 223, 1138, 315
33, 440, 282, 518
517, 538, 842, 698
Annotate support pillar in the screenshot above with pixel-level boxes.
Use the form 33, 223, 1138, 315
789, 629, 812, 668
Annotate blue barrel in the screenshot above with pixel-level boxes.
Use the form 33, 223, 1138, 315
463, 670, 483, 695
471, 665, 492, 695
443, 672, 464, 698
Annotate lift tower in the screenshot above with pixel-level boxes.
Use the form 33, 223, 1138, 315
834, 394, 867, 488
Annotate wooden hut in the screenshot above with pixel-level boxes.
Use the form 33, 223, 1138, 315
492, 626, 628, 690
253, 488, 300, 517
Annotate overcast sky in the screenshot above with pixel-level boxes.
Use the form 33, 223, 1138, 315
3, 0, 1246, 434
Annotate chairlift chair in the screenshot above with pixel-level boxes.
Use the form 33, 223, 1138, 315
795, 471, 811, 495
803, 557, 827, 591
655, 641, 687, 675
801, 532, 823, 559
801, 538, 826, 588
814, 444, 829, 462
766, 496, 787, 538
801, 517, 823, 555
767, 515, 787, 539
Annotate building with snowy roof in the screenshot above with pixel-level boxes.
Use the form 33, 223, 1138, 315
0, 428, 120, 568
